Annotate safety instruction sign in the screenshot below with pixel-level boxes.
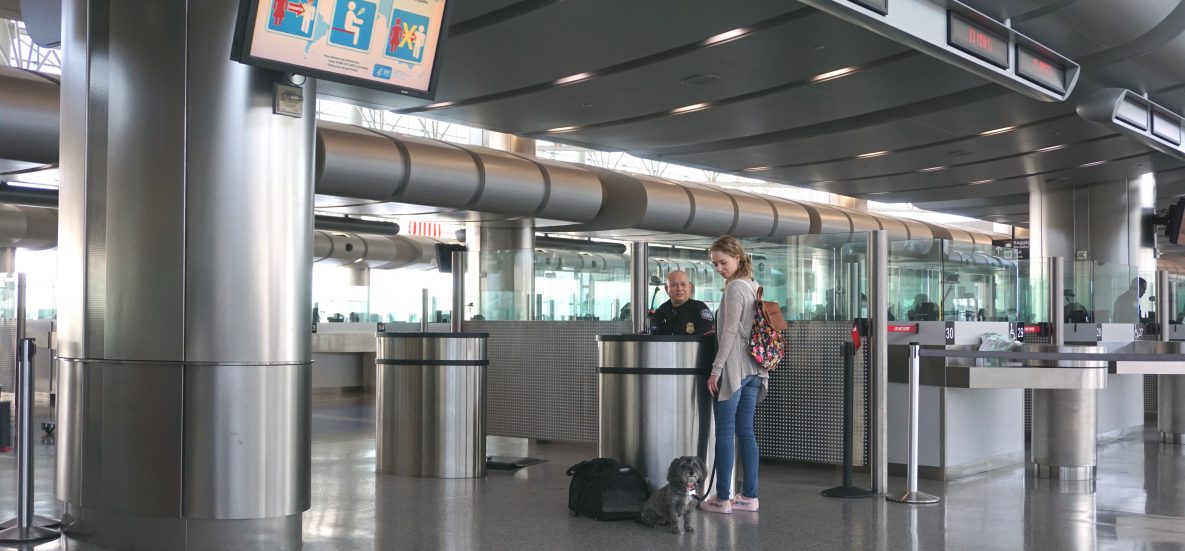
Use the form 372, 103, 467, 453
249, 0, 447, 95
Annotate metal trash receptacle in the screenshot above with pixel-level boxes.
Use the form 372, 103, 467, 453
598, 334, 715, 488
376, 332, 488, 478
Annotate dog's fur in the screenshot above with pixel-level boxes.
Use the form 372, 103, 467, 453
639, 456, 707, 534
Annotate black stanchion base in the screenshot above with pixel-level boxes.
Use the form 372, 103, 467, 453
0, 524, 60, 545
821, 485, 876, 499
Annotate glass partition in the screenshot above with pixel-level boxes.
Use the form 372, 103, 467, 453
0, 273, 16, 321
1173, 273, 1185, 324
738, 233, 868, 322
1018, 259, 1049, 324
1064, 261, 1141, 323
533, 249, 630, 321
313, 263, 454, 324
888, 240, 1021, 322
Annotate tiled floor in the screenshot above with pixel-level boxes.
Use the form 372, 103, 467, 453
3, 395, 1185, 549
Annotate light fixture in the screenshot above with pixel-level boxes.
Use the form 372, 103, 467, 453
703, 27, 750, 46
423, 101, 456, 110
979, 126, 1017, 136
553, 72, 595, 86
671, 102, 711, 115
744, 166, 772, 172
969, 179, 994, 185
1079, 160, 1107, 167
1035, 144, 1067, 153
920, 166, 947, 172
810, 67, 856, 83
856, 150, 889, 159
547, 126, 580, 134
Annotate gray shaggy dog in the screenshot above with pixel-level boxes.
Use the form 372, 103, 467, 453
639, 456, 706, 534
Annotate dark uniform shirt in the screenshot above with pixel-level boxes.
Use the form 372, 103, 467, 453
650, 299, 714, 335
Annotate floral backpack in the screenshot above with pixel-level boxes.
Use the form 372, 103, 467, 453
749, 286, 787, 370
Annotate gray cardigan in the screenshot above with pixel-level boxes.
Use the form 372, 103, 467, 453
710, 278, 769, 402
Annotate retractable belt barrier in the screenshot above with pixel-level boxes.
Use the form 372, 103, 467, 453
822, 341, 875, 499
0, 338, 60, 544
888, 343, 940, 505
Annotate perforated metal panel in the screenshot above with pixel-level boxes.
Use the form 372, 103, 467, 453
471, 319, 866, 465
1022, 334, 1052, 434
467, 320, 628, 444
0, 319, 13, 393
757, 321, 867, 466
1145, 374, 1158, 414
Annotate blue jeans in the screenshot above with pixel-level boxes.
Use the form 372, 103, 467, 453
713, 374, 760, 500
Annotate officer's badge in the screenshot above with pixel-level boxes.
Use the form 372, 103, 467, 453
685, 322, 695, 334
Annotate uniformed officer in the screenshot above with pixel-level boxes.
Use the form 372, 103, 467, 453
650, 270, 714, 335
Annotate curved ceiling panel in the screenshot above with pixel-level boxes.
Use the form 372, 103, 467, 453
726, 191, 778, 238
457, 144, 547, 215
634, 175, 695, 233
391, 134, 483, 208
530, 157, 605, 223
315, 123, 407, 201
0, 67, 58, 170
770, 200, 814, 236
871, 215, 911, 241
673, 183, 730, 236
895, 217, 933, 240
811, 203, 853, 235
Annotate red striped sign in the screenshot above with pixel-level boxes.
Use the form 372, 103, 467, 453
405, 221, 441, 237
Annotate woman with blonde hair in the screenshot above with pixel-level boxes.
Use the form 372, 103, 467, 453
699, 236, 767, 514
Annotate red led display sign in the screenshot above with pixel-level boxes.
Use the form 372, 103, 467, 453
849, 0, 887, 15
1016, 46, 1066, 94
947, 12, 1009, 69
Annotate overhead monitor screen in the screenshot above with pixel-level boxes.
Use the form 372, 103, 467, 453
234, 0, 450, 100
1152, 110, 1182, 145
1015, 46, 1065, 94
947, 12, 1009, 69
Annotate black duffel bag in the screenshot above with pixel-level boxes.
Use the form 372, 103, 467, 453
566, 458, 651, 521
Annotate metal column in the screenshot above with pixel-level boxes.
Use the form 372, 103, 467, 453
56, 0, 314, 547
868, 230, 888, 494
1157, 270, 1185, 442
631, 241, 649, 334
0, 248, 14, 273
1051, 257, 1065, 346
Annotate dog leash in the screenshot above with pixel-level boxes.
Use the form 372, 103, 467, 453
694, 457, 717, 502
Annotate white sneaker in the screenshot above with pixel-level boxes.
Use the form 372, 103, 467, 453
698, 496, 732, 514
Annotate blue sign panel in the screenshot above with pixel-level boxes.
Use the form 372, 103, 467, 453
266, 0, 320, 39
329, 0, 377, 51
384, 9, 432, 64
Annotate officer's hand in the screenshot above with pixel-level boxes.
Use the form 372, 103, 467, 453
707, 373, 719, 395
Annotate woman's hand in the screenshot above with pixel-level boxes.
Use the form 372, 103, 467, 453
707, 373, 719, 395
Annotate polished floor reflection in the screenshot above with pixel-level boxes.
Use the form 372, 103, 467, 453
3, 395, 1185, 549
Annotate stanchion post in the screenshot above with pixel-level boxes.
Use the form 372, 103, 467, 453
0, 338, 60, 544
823, 341, 874, 498
888, 343, 939, 504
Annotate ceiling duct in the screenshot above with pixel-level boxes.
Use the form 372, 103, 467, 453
0, 66, 58, 174
0, 67, 1003, 246
312, 230, 442, 270
0, 204, 55, 250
